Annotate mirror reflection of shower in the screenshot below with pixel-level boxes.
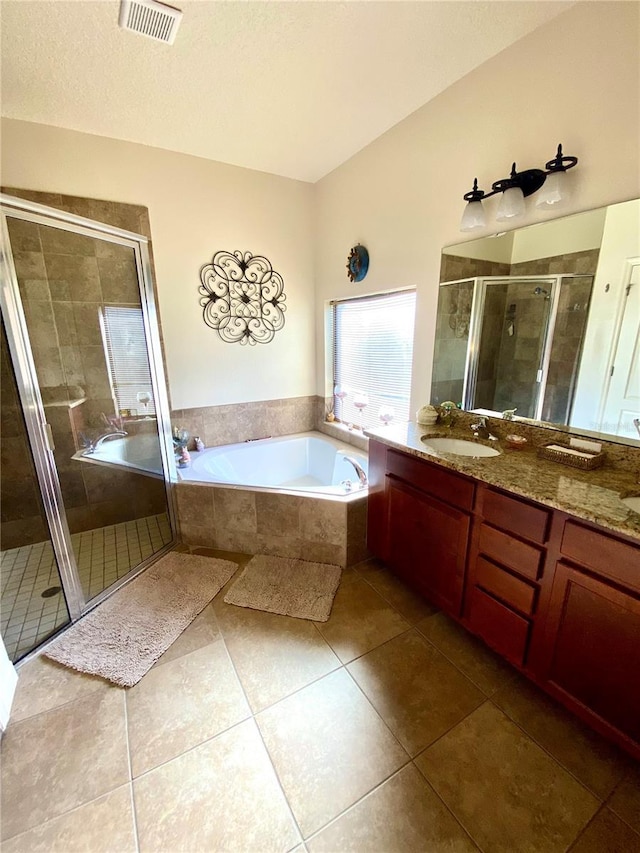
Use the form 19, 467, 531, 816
431, 274, 594, 424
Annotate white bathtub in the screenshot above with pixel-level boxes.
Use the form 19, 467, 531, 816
72, 433, 164, 478
179, 431, 368, 497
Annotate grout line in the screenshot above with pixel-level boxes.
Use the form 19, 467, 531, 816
220, 639, 306, 849
411, 759, 486, 852
123, 690, 141, 853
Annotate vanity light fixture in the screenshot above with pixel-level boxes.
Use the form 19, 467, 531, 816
460, 144, 578, 232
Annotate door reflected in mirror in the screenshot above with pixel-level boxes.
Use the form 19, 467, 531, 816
432, 198, 640, 444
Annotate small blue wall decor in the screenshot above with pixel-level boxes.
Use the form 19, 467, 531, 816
199, 250, 286, 345
346, 244, 369, 283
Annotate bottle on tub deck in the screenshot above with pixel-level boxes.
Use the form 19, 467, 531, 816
194, 435, 205, 452
178, 446, 191, 468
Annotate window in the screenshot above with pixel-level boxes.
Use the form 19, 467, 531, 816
332, 290, 416, 430
99, 306, 155, 415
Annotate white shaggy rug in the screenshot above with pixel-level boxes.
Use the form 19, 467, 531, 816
224, 555, 342, 622
45, 552, 237, 687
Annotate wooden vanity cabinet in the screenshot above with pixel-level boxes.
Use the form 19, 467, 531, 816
463, 486, 551, 667
371, 444, 475, 616
531, 516, 640, 754
367, 439, 640, 758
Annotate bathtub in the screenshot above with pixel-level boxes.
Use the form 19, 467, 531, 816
178, 431, 368, 497
72, 433, 164, 478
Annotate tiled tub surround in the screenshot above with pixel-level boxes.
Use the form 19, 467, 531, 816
176, 484, 368, 568
365, 417, 640, 541
171, 395, 369, 453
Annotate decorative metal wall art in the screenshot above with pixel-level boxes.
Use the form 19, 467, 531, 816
346, 244, 369, 282
199, 250, 286, 345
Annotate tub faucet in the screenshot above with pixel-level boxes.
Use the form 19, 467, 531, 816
83, 430, 127, 454
343, 456, 368, 487
470, 417, 498, 441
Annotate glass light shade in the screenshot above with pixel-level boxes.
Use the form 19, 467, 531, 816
459, 200, 486, 232
536, 170, 568, 208
496, 186, 526, 221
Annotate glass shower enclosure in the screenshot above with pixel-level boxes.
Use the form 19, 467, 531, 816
0, 194, 177, 662
431, 274, 594, 424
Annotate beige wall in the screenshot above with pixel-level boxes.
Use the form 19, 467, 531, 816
314, 2, 640, 410
2, 3, 638, 421
0, 122, 315, 411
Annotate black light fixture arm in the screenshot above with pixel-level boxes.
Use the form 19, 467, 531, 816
462, 144, 578, 203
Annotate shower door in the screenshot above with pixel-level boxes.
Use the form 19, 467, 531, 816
0, 194, 177, 662
471, 277, 556, 419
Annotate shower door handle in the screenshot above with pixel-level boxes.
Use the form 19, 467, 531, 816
43, 422, 56, 452
536, 369, 543, 383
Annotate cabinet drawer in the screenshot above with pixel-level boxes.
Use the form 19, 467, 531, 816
561, 521, 640, 593
478, 523, 544, 581
387, 449, 474, 511
474, 556, 536, 616
467, 586, 530, 667
481, 488, 550, 544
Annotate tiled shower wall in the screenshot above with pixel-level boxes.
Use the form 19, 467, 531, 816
1, 189, 167, 544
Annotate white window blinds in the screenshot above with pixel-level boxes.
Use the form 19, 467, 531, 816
100, 306, 155, 415
332, 290, 416, 429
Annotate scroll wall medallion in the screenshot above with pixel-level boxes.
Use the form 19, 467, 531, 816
199, 250, 286, 345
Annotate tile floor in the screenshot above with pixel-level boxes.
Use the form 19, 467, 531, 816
1, 513, 172, 662
2, 549, 639, 852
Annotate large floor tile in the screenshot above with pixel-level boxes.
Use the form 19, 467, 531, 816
256, 668, 409, 838
493, 674, 629, 799
608, 766, 640, 834
134, 718, 300, 852
214, 600, 341, 712
356, 561, 439, 624
11, 655, 114, 723
307, 763, 476, 852
315, 577, 410, 663
570, 807, 640, 853
152, 601, 221, 667
1, 690, 129, 841
2, 784, 137, 853
348, 630, 485, 755
417, 611, 515, 696
416, 703, 599, 853
127, 640, 250, 776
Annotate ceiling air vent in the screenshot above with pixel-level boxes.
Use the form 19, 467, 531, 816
119, 0, 183, 45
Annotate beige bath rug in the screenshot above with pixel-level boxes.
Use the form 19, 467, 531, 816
45, 552, 237, 687
224, 555, 342, 622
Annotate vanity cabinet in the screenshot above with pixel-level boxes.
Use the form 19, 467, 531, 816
376, 447, 475, 615
367, 439, 640, 758
464, 487, 551, 667
533, 517, 640, 749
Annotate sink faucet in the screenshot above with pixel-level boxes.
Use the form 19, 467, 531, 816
470, 416, 498, 441
82, 430, 127, 454
343, 456, 368, 487
634, 418, 640, 438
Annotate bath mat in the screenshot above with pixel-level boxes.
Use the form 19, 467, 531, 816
224, 555, 342, 622
44, 553, 237, 687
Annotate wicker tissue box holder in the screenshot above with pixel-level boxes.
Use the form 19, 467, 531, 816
537, 443, 605, 470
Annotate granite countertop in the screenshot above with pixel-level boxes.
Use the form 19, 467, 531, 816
365, 422, 640, 543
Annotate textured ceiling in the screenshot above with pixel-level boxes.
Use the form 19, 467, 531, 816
1, 0, 572, 182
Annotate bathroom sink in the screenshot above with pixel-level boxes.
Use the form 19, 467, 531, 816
621, 495, 640, 514
421, 437, 501, 458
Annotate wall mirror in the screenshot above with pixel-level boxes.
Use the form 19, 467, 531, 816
431, 198, 640, 445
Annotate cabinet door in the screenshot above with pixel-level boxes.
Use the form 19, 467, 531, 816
387, 477, 470, 615
542, 561, 640, 744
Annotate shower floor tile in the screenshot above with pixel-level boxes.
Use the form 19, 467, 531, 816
0, 513, 172, 662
